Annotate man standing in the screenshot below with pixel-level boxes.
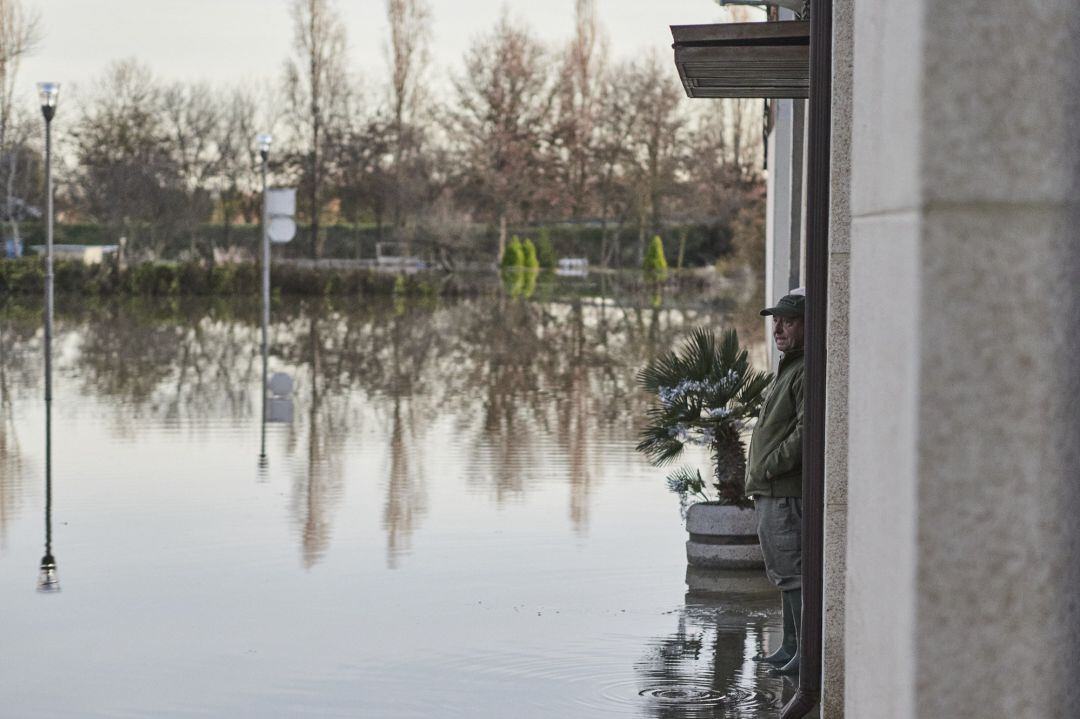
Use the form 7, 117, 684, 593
747, 291, 805, 677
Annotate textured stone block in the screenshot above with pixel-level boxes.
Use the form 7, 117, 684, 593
685, 502, 758, 535
914, 204, 1080, 719
850, 1, 923, 217
684, 566, 775, 597
921, 2, 1080, 205
821, 504, 848, 719
845, 211, 921, 719
825, 250, 850, 509
685, 541, 764, 570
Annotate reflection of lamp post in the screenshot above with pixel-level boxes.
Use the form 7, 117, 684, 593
257, 133, 272, 464
37, 397, 59, 587
37, 400, 58, 592
37, 81, 60, 593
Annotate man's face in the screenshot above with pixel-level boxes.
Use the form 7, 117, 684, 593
773, 315, 804, 353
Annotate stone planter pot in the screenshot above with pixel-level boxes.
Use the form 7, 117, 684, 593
685, 566, 775, 597
685, 502, 764, 569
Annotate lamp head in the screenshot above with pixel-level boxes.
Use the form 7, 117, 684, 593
256, 133, 273, 161
37, 82, 60, 122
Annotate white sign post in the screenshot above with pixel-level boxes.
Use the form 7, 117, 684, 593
260, 185, 297, 466
266, 188, 297, 244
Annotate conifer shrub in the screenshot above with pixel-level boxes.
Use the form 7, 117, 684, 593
643, 235, 669, 280
522, 238, 540, 270
501, 236, 525, 268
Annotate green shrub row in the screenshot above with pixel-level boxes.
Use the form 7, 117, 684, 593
0, 258, 477, 298
12, 220, 736, 267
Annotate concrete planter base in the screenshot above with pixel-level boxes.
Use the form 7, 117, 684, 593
685, 502, 764, 570
685, 566, 775, 597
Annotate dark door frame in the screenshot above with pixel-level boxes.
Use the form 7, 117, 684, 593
782, 0, 831, 716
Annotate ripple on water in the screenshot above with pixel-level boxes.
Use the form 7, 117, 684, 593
583, 677, 780, 717
418, 630, 784, 718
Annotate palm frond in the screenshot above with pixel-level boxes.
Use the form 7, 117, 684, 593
636, 326, 775, 497
665, 465, 707, 500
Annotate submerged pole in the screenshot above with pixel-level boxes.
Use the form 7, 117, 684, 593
259, 139, 270, 463
36, 82, 61, 593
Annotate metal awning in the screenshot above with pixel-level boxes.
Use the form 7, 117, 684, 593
671, 20, 809, 99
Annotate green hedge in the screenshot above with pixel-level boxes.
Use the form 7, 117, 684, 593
13, 220, 737, 267
0, 258, 481, 298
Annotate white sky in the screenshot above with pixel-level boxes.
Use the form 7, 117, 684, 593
22, 0, 750, 113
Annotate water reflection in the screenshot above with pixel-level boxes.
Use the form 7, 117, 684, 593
290, 314, 345, 568
37, 398, 59, 592
635, 572, 793, 718
0, 289, 765, 571
0, 311, 38, 547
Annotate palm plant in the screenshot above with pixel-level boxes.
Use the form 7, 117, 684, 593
636, 327, 772, 509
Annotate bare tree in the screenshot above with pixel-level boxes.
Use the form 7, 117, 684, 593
330, 107, 392, 252
161, 81, 222, 260
448, 12, 555, 261
214, 87, 258, 249
0, 0, 40, 244
213, 82, 285, 257
386, 0, 431, 240
623, 53, 686, 263
592, 60, 642, 267
71, 60, 182, 259
284, 0, 349, 259
552, 0, 606, 221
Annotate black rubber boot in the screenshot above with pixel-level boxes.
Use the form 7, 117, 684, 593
769, 589, 802, 677
753, 590, 796, 665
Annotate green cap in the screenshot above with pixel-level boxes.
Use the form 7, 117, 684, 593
760, 293, 805, 318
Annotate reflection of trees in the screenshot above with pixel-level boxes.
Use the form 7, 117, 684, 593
635, 596, 782, 719
0, 307, 39, 547
382, 397, 426, 567
280, 312, 348, 569
73, 300, 262, 436
0, 289, 765, 561
378, 304, 433, 568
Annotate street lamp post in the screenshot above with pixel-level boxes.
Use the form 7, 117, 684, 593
257, 134, 272, 465
37, 81, 60, 593
38, 82, 59, 403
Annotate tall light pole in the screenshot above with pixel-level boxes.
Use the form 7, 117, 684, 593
37, 81, 60, 593
38, 82, 59, 403
257, 133, 272, 465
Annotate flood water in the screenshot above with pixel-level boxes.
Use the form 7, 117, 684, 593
0, 280, 802, 717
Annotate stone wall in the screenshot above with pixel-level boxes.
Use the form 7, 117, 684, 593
844, 1, 1080, 717
820, 0, 854, 715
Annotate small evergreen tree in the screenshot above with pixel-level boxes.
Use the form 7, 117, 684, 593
522, 238, 540, 269
502, 236, 525, 268
643, 235, 669, 278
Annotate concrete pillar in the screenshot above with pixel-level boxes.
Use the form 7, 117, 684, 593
820, 0, 854, 715
765, 97, 806, 369
844, 1, 1080, 717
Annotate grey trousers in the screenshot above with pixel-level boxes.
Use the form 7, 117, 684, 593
755, 496, 803, 591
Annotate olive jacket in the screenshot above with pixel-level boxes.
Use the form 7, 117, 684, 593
745, 349, 804, 498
